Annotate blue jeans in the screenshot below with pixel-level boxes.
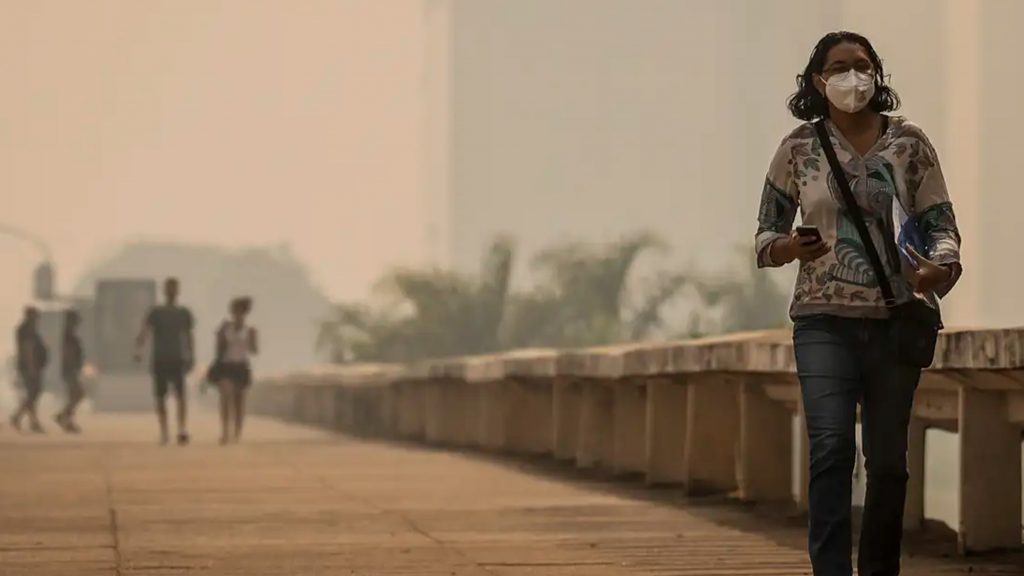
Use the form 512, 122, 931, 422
793, 315, 921, 576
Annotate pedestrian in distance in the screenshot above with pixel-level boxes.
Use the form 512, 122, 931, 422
55, 309, 86, 433
208, 297, 258, 445
135, 277, 195, 446
10, 306, 48, 433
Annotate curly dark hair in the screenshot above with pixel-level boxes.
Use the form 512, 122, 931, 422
231, 296, 253, 315
787, 31, 901, 121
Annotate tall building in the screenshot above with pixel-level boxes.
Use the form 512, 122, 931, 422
422, 0, 454, 268
423, 0, 1024, 328
424, 1, 836, 271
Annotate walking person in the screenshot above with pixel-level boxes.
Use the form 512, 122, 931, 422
210, 297, 257, 445
755, 32, 962, 576
135, 277, 195, 445
10, 306, 48, 433
55, 309, 85, 433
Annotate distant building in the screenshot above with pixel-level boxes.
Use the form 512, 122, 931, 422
422, 1, 845, 272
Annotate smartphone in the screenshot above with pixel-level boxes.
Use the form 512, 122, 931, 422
795, 225, 822, 244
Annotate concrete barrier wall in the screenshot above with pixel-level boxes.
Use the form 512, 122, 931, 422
248, 329, 1024, 555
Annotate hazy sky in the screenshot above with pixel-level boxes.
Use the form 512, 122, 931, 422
4, 0, 1022, 342
1, 0, 425, 324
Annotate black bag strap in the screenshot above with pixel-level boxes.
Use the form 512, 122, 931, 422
813, 119, 897, 308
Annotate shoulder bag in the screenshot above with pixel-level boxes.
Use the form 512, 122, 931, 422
205, 322, 229, 383
813, 119, 942, 368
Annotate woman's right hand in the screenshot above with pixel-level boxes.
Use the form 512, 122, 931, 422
771, 231, 831, 264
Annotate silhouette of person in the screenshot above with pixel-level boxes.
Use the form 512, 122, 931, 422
135, 278, 194, 445
211, 297, 258, 444
55, 309, 85, 433
10, 306, 48, 433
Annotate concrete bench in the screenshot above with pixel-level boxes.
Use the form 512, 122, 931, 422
251, 327, 1024, 554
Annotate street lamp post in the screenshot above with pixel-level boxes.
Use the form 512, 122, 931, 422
0, 223, 56, 301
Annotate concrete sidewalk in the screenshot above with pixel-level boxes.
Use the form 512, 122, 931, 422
1, 413, 1021, 575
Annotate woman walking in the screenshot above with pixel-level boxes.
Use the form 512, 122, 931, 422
755, 32, 962, 576
55, 309, 86, 433
212, 297, 258, 444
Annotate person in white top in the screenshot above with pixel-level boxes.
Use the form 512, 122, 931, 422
211, 297, 258, 444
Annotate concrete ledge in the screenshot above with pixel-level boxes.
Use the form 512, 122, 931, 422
447, 381, 477, 447
682, 375, 740, 494
611, 381, 646, 475
645, 377, 687, 485
552, 378, 582, 460
477, 381, 507, 450
904, 418, 926, 531
958, 387, 1023, 553
395, 382, 426, 439
503, 379, 553, 455
577, 381, 613, 469
258, 326, 1024, 555
738, 377, 793, 502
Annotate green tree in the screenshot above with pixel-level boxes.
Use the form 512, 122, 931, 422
501, 232, 683, 348
626, 270, 690, 340
315, 302, 388, 364
318, 236, 514, 363
687, 247, 791, 336
317, 234, 785, 363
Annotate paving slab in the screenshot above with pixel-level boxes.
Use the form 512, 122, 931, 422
2, 412, 1022, 575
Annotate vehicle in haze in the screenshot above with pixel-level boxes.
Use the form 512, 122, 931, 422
91, 279, 157, 411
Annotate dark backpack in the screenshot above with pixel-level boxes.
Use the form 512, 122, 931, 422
205, 322, 229, 382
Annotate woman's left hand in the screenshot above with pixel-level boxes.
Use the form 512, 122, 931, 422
906, 246, 952, 294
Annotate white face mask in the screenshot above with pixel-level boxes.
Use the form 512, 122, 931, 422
822, 70, 875, 113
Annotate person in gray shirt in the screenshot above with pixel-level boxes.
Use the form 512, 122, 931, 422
135, 277, 194, 445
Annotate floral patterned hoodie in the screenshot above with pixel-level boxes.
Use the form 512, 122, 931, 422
755, 116, 962, 319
